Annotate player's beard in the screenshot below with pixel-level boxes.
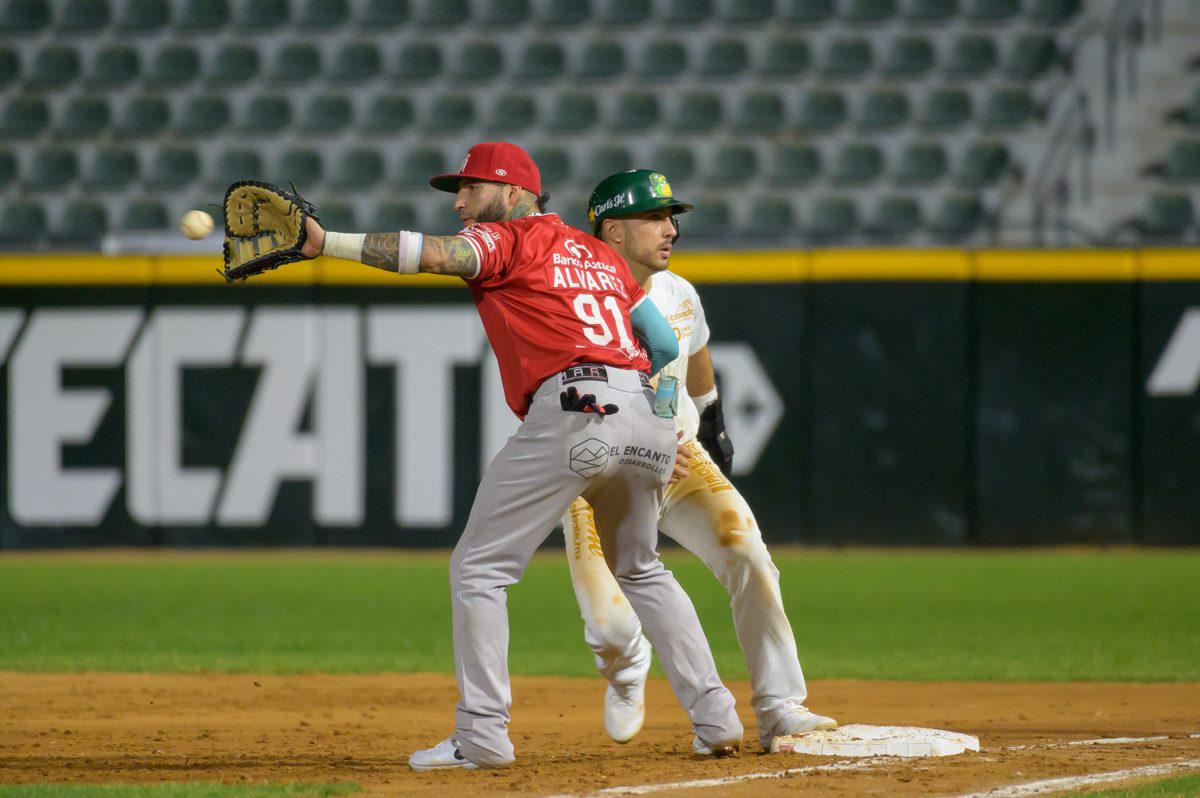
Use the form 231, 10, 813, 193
472, 193, 510, 224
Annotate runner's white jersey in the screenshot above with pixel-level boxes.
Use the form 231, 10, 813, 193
646, 270, 710, 443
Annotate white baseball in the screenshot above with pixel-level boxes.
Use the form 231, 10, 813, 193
179, 209, 214, 240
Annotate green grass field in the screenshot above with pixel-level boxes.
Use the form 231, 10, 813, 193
1, 548, 1196, 681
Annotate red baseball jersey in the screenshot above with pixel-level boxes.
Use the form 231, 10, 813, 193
456, 213, 652, 418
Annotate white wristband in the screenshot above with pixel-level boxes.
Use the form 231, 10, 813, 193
691, 386, 718, 414
397, 230, 423, 275
322, 231, 365, 262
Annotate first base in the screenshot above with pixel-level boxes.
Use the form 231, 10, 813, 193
771, 724, 980, 758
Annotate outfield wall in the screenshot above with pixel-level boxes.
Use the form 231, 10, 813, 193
0, 249, 1197, 548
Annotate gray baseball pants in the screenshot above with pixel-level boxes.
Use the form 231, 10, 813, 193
449, 367, 742, 767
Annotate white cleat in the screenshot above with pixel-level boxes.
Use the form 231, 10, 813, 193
692, 735, 741, 757
603, 635, 651, 744
761, 704, 838, 750
408, 737, 480, 771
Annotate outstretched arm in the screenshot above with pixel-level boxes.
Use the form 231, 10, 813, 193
300, 216, 479, 277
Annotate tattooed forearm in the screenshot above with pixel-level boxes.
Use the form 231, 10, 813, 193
361, 233, 400, 271
419, 235, 479, 276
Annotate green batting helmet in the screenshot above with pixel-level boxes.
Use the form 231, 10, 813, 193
587, 169, 694, 236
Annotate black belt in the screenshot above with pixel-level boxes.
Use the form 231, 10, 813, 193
562, 363, 651, 389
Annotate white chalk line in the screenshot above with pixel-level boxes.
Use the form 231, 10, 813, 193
948, 758, 1200, 797
547, 733, 1199, 798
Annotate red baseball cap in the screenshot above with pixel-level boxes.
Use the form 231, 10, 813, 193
429, 141, 542, 196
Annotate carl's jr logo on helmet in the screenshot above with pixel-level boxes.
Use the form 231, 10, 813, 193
650, 173, 672, 198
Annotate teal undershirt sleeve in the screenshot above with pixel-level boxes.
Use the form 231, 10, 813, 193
629, 299, 679, 377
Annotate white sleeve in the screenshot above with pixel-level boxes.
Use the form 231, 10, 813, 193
688, 286, 710, 355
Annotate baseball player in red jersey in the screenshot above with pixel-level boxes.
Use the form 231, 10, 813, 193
299, 142, 743, 770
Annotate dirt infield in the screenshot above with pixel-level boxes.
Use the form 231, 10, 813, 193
2, 674, 1198, 797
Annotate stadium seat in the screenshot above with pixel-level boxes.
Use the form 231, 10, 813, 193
663, 0, 712, 24
604, 0, 651, 25
736, 92, 786, 133
761, 38, 811, 78
178, 96, 231, 138
58, 97, 109, 139
359, 0, 409, 27
966, 0, 1018, 23
482, 0, 530, 25
922, 88, 972, 130
333, 148, 384, 189
530, 146, 571, 187
120, 200, 168, 231
1007, 34, 1060, 79
0, 202, 47, 243
397, 148, 445, 188
548, 93, 599, 133
2, 0, 49, 33
29, 47, 82, 89
959, 142, 1012, 188
90, 46, 140, 88
273, 149, 323, 188
210, 149, 264, 187
833, 143, 884, 185
798, 90, 848, 132
539, 0, 591, 26
1165, 90, 1200, 129
770, 143, 822, 186
146, 45, 200, 87
0, 151, 15, 189
489, 94, 537, 133
87, 148, 139, 191
929, 194, 983, 240
844, 0, 897, 24
859, 90, 911, 132
331, 42, 381, 82
364, 95, 415, 135
117, 0, 170, 32
1165, 139, 1200, 182
946, 35, 997, 77
1137, 194, 1194, 240
723, 0, 772, 24
709, 144, 759, 186
741, 198, 796, 239
418, 0, 468, 25
866, 196, 921, 242
146, 147, 199, 189
784, 0, 835, 23
905, 0, 958, 24
271, 44, 321, 83
208, 44, 259, 86
116, 96, 170, 138
612, 92, 661, 133
372, 202, 420, 231
176, 0, 229, 31
679, 198, 732, 241
393, 43, 442, 81
638, 40, 688, 80
806, 197, 858, 243
885, 37, 935, 79
302, 95, 354, 134
577, 39, 625, 81
650, 145, 697, 185
425, 95, 474, 132
1028, 0, 1081, 25
298, 0, 348, 27
982, 87, 1037, 129
59, 0, 109, 31
26, 148, 79, 192
239, 0, 288, 30
317, 202, 355, 232
580, 146, 634, 187
516, 42, 566, 81
702, 39, 749, 78
454, 42, 504, 81
894, 141, 948, 185
672, 92, 723, 133
237, 95, 291, 134
57, 201, 108, 241
2, 97, 49, 139
0, 49, 18, 89
821, 38, 873, 79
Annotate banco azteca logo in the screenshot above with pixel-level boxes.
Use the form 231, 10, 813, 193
569, 438, 611, 477
564, 239, 594, 260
